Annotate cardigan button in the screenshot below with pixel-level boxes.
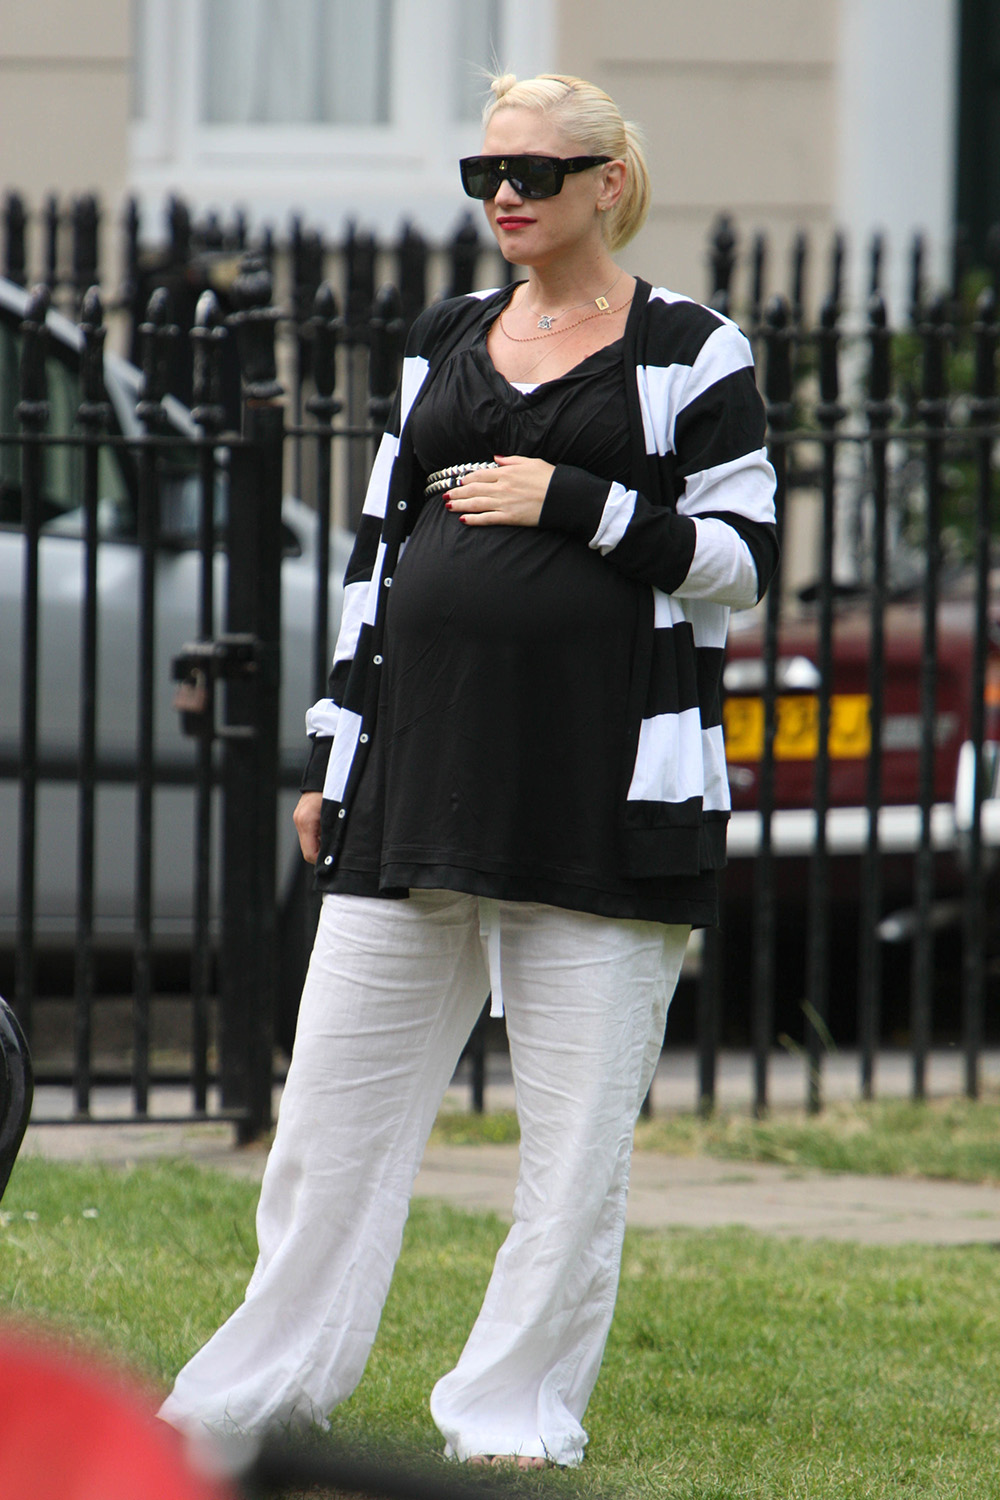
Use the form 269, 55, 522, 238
323, 856, 333, 865
373, 654, 383, 665
360, 733, 369, 744
397, 500, 407, 510
384, 576, 392, 587
337, 808, 346, 819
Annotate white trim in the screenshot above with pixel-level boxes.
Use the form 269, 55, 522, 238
726, 800, 1000, 858
834, 0, 960, 321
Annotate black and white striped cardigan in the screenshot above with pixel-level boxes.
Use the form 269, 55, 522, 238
302, 278, 778, 883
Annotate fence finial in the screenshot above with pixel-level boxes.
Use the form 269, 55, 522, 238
908, 232, 925, 327
16, 285, 51, 430
368, 284, 405, 428
308, 282, 342, 414
972, 285, 999, 411
72, 194, 100, 313
866, 294, 892, 417
78, 286, 110, 428
191, 289, 228, 434
228, 251, 283, 405
708, 213, 737, 315
397, 221, 428, 328
42, 195, 59, 291
3, 191, 27, 288
762, 295, 792, 419
446, 212, 481, 299
137, 285, 180, 432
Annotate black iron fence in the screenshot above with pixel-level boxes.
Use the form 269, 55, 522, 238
700, 216, 1000, 1115
1, 251, 406, 1139
2, 203, 998, 1133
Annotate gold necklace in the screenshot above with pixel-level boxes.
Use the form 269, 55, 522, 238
518, 271, 623, 332
531, 271, 621, 330
499, 289, 631, 345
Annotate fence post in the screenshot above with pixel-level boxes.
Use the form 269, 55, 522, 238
867, 232, 884, 300
345, 224, 376, 527
14, 286, 51, 1048
910, 294, 950, 1100
396, 221, 428, 328
71, 194, 100, 315
858, 294, 893, 1100
908, 233, 926, 327
828, 232, 846, 310
3, 192, 27, 287
190, 290, 229, 1113
133, 288, 179, 1118
368, 283, 405, 431
748, 232, 767, 338
446, 213, 481, 299
290, 217, 326, 498
751, 295, 792, 1117
306, 282, 343, 697
707, 213, 737, 314
119, 196, 143, 358
74, 287, 110, 1119
789, 231, 808, 329
805, 295, 847, 1114
222, 254, 284, 1141
962, 286, 999, 1098
42, 196, 59, 292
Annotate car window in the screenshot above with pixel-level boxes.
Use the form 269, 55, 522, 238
0, 319, 132, 534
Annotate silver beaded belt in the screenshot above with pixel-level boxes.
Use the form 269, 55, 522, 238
423, 461, 499, 498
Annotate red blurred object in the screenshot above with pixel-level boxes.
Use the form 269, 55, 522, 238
0, 1329, 238, 1500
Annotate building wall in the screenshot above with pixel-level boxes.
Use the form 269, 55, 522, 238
0, 0, 959, 326
0, 0, 131, 277
556, 0, 838, 313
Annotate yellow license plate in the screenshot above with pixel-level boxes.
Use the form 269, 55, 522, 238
723, 693, 871, 761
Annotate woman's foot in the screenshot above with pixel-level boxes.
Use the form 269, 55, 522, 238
468, 1454, 548, 1470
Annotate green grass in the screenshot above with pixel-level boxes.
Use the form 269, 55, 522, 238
433, 1094, 1000, 1184
4, 1156, 1000, 1497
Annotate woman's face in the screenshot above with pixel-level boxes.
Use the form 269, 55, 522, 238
479, 106, 616, 268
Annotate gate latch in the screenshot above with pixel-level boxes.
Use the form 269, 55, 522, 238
171, 634, 261, 739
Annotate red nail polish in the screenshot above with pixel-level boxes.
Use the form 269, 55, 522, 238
445, 501, 453, 510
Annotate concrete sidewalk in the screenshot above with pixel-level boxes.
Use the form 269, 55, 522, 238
19, 1048, 1000, 1248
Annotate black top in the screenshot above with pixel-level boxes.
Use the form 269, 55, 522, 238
328, 298, 718, 925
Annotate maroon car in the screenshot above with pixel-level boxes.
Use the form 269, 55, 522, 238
720, 569, 1000, 918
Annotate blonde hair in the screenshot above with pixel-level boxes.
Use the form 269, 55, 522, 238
483, 73, 650, 251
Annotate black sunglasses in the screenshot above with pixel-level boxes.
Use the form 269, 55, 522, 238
459, 154, 611, 201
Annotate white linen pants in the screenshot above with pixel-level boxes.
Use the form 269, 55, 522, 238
159, 890, 689, 1467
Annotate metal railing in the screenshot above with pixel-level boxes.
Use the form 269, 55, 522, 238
3, 203, 998, 1126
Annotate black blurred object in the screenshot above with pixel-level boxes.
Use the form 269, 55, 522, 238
240, 1436, 593, 1498
0, 995, 33, 1200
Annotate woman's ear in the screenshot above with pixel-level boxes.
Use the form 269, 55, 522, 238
597, 159, 627, 213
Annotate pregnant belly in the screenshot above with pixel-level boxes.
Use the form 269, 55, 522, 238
387, 505, 639, 649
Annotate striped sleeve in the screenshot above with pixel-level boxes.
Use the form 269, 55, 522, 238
300, 392, 403, 792
538, 300, 777, 609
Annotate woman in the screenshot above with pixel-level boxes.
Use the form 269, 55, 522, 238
160, 73, 777, 1467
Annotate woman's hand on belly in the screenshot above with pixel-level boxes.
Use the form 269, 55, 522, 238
443, 454, 554, 528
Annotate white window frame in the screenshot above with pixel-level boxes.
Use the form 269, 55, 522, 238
129, 0, 555, 238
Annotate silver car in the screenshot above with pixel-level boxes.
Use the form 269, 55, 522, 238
0, 275, 349, 957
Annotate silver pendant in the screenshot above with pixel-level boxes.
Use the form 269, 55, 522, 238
537, 314, 554, 330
